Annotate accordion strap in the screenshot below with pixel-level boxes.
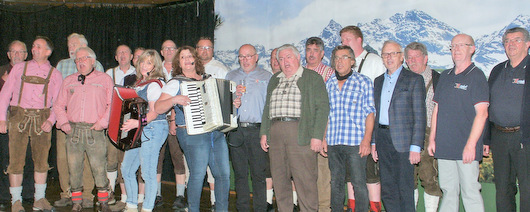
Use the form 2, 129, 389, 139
136, 79, 163, 88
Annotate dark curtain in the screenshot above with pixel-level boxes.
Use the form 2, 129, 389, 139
0, 0, 215, 69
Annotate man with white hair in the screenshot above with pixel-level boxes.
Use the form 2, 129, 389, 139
54, 32, 105, 208
260, 44, 329, 212
53, 47, 114, 212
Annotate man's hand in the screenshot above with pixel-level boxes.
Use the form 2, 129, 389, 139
320, 139, 328, 157
371, 144, 378, 162
61, 123, 72, 134
90, 122, 105, 131
409, 151, 421, 164
0, 121, 7, 134
310, 138, 322, 153
462, 144, 476, 164
359, 139, 371, 157
428, 139, 436, 157
235, 85, 245, 97
483, 145, 490, 157
233, 97, 241, 108
41, 120, 53, 133
260, 135, 269, 152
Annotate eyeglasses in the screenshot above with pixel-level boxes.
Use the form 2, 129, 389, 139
197, 46, 213, 50
9, 50, 27, 55
238, 54, 256, 60
75, 56, 92, 63
162, 47, 177, 51
449, 43, 473, 50
334, 55, 352, 61
381, 52, 402, 58
503, 38, 525, 44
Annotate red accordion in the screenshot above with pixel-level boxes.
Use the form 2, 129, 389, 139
107, 86, 147, 151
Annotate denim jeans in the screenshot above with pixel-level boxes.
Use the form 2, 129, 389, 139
66, 122, 109, 192
328, 145, 368, 212
176, 129, 230, 212
121, 120, 168, 210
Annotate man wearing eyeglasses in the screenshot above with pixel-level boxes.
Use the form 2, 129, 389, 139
325, 45, 375, 212
0, 40, 35, 211
160, 40, 178, 80
0, 36, 63, 212
54, 32, 105, 209
156, 39, 187, 209
484, 27, 530, 212
427, 34, 488, 212
197, 37, 229, 79
53, 47, 114, 212
372, 40, 426, 212
226, 44, 271, 212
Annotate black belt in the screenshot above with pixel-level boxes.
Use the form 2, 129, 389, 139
239, 122, 261, 128
378, 124, 390, 129
271, 117, 300, 122
494, 124, 520, 133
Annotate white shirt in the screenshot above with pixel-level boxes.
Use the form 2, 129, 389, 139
204, 58, 229, 79
106, 65, 136, 86
355, 50, 386, 83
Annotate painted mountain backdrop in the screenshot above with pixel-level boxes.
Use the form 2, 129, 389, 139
215, 10, 530, 76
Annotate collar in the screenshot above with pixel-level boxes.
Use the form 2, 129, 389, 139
384, 65, 403, 79
278, 66, 304, 79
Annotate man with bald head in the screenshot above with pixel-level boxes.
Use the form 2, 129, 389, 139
160, 40, 178, 80
0, 40, 34, 210
197, 37, 229, 79
428, 34, 488, 212
53, 47, 114, 212
0, 36, 62, 212
260, 44, 329, 211
55, 32, 105, 208
107, 45, 135, 85
226, 44, 272, 211
404, 42, 442, 212
373, 40, 426, 212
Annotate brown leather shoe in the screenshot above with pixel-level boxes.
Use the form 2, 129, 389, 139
11, 200, 24, 212
99, 202, 111, 212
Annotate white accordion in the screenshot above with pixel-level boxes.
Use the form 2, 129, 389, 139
180, 78, 238, 135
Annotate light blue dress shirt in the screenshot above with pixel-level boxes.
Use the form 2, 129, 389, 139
225, 66, 272, 123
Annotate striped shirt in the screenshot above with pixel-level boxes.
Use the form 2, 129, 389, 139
326, 71, 375, 146
307, 63, 333, 82
269, 66, 303, 118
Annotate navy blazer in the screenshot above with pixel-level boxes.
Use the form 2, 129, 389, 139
373, 67, 427, 152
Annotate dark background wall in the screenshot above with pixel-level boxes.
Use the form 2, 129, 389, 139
0, 0, 215, 69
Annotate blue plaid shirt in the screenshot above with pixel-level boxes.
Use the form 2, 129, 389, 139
326, 71, 375, 146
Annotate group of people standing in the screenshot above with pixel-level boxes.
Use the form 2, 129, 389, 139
0, 25, 527, 212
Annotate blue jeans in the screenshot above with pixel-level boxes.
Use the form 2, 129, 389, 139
328, 145, 368, 212
176, 129, 230, 212
121, 120, 168, 210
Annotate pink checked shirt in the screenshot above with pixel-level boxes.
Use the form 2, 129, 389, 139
0, 60, 62, 123
308, 63, 333, 82
53, 70, 114, 129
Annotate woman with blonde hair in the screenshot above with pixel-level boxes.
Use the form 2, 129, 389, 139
120, 49, 168, 212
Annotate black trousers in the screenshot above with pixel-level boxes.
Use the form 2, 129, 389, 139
228, 126, 269, 211
377, 128, 415, 212
491, 127, 529, 212
0, 132, 35, 203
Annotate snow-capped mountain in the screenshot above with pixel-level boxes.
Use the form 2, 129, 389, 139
215, 10, 530, 76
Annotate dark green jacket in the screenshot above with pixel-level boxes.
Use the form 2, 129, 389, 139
260, 67, 330, 146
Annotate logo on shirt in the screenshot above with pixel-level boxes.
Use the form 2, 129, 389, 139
454, 83, 468, 90
512, 78, 525, 85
